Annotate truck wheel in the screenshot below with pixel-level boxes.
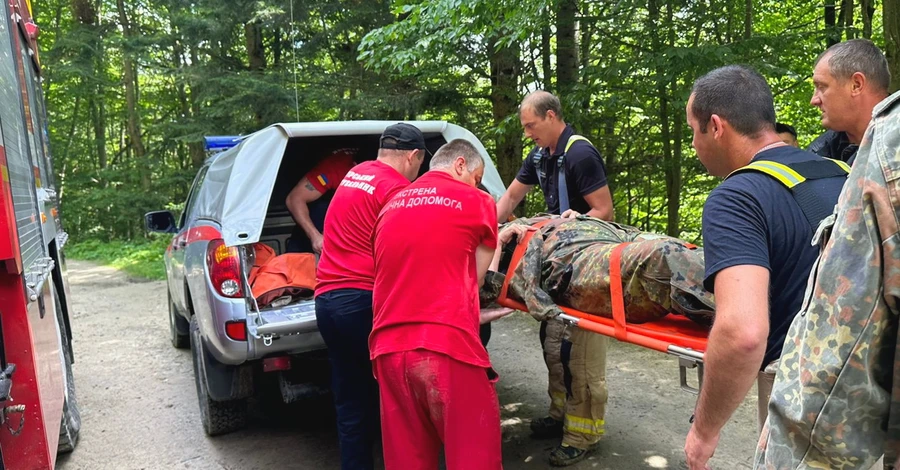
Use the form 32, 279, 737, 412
55, 282, 81, 453
169, 291, 190, 349
189, 316, 247, 436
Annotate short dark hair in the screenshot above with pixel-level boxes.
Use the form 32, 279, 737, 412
690, 65, 776, 137
430, 139, 484, 171
521, 91, 563, 120
775, 122, 797, 138
815, 39, 891, 94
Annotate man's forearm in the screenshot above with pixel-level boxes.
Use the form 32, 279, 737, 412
289, 204, 321, 240
585, 207, 613, 221
489, 243, 503, 271
692, 325, 766, 438
496, 195, 515, 223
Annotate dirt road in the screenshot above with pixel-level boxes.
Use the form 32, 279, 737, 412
57, 260, 759, 470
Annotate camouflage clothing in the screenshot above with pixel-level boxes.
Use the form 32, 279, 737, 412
755, 91, 900, 469
481, 215, 715, 325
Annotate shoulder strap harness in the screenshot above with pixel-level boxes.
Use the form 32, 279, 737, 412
726, 158, 850, 229
531, 135, 593, 213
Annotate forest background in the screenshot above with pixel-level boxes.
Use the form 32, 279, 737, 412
38, 0, 900, 277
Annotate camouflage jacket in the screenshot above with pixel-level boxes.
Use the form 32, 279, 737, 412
756, 91, 900, 470
480, 215, 715, 325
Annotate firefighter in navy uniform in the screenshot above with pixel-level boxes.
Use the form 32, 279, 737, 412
496, 90, 614, 467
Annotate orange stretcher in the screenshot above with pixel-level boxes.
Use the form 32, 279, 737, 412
496, 221, 710, 393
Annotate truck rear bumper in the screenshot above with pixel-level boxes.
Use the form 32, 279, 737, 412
200, 280, 326, 366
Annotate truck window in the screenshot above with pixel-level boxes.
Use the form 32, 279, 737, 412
181, 166, 209, 228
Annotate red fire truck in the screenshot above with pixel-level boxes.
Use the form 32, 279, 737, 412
0, 0, 81, 468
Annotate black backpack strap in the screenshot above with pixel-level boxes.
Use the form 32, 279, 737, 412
529, 146, 547, 193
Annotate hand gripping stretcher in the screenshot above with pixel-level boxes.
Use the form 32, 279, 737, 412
495, 221, 710, 394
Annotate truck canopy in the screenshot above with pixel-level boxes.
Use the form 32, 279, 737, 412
193, 121, 508, 247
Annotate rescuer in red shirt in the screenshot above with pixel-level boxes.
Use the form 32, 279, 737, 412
315, 123, 428, 470
285, 147, 358, 254
371, 138, 510, 470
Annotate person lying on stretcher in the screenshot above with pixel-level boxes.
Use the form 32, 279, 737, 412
480, 214, 716, 326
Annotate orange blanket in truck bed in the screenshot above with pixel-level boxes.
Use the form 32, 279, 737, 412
248, 243, 316, 307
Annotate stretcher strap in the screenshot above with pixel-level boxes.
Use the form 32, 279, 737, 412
499, 219, 553, 305
609, 243, 630, 341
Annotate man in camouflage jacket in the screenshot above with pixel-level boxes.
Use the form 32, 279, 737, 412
755, 91, 900, 469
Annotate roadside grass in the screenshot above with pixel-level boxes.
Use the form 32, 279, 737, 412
66, 237, 171, 281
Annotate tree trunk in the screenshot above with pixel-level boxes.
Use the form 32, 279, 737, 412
601, 115, 617, 192
888, 0, 900, 93
173, 38, 203, 169
825, 0, 839, 47
743, 0, 752, 39
667, 0, 681, 237
188, 44, 205, 169
541, 24, 552, 91
556, 0, 578, 96
488, 37, 523, 200
245, 21, 266, 71
649, 0, 680, 236
90, 89, 106, 170
667, 87, 683, 238
273, 27, 282, 66
840, 0, 854, 39
245, 20, 266, 127
580, 14, 591, 71
861, 0, 874, 39
116, 0, 148, 190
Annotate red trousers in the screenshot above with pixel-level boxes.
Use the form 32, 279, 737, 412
373, 350, 503, 470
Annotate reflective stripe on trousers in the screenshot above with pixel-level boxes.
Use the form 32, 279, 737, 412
542, 321, 609, 449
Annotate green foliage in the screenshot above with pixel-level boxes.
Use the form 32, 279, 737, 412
66, 236, 171, 280
33, 0, 899, 248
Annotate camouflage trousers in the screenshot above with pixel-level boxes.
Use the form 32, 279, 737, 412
541, 320, 609, 449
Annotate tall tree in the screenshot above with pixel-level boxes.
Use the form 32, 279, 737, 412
557, 0, 578, 97
488, 37, 523, 189
888, 0, 900, 92
825, 0, 839, 46
743, 0, 752, 39
116, 0, 148, 191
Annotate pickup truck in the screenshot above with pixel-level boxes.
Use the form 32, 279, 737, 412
145, 121, 507, 436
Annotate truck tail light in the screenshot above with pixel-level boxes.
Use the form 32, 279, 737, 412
207, 239, 243, 298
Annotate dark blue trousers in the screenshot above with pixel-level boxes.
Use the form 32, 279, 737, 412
315, 288, 378, 470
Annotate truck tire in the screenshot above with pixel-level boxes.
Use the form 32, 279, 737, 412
169, 291, 190, 349
189, 316, 247, 436
55, 282, 81, 453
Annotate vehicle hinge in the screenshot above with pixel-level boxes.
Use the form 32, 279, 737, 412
24, 257, 55, 302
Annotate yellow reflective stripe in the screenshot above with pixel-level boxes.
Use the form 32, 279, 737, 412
829, 158, 851, 173
551, 392, 567, 408
564, 415, 605, 436
564, 135, 592, 153
729, 161, 805, 188
750, 161, 806, 185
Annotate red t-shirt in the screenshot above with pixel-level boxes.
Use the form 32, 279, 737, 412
306, 150, 356, 194
370, 171, 499, 368
315, 160, 410, 295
